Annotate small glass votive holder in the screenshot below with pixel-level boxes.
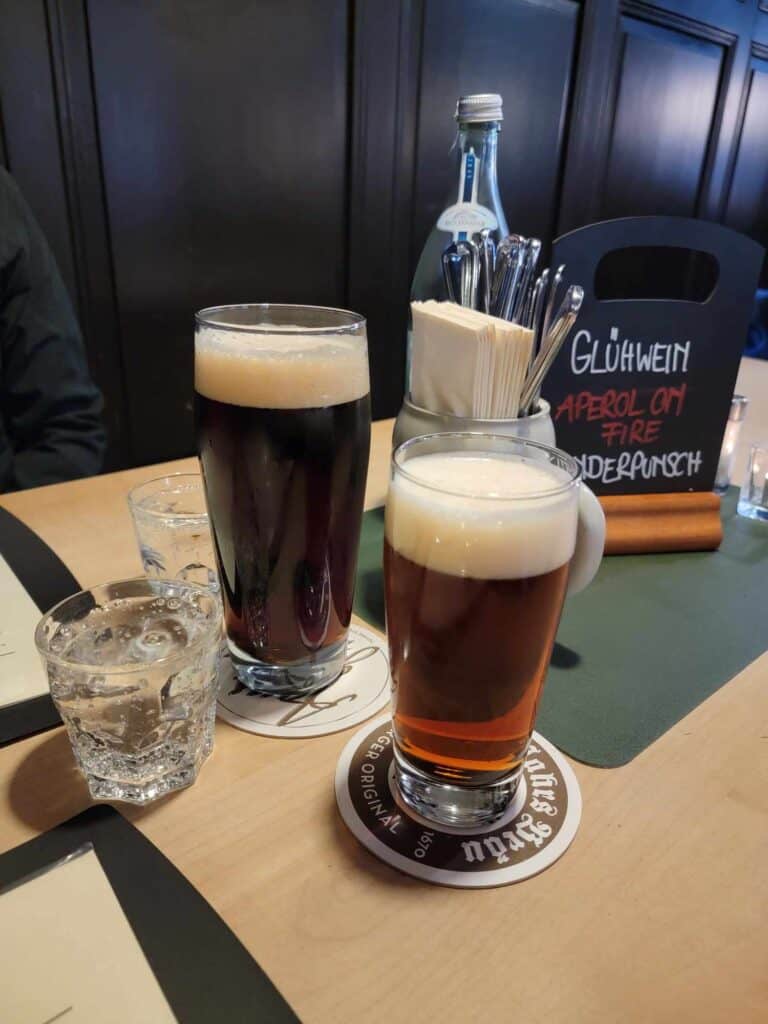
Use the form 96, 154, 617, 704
34, 578, 221, 804
128, 473, 218, 591
737, 443, 768, 521
714, 395, 748, 495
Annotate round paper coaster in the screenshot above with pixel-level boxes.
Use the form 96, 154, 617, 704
216, 624, 390, 738
335, 714, 582, 888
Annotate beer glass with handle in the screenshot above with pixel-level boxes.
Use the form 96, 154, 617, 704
195, 304, 371, 696
384, 432, 605, 827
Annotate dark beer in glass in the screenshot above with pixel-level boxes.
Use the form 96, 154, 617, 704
195, 305, 370, 696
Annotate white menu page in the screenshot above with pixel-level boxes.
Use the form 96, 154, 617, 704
0, 848, 178, 1023
0, 553, 50, 708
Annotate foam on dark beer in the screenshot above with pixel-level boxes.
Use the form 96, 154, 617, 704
386, 453, 577, 579
195, 327, 369, 408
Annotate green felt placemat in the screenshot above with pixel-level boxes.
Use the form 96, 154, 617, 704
353, 489, 768, 768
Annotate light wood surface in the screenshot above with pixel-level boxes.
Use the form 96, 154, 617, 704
1, 367, 767, 1023
600, 491, 723, 553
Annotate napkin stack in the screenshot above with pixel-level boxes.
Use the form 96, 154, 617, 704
410, 300, 534, 419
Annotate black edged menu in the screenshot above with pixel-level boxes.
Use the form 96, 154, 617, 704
0, 805, 300, 1023
0, 506, 80, 744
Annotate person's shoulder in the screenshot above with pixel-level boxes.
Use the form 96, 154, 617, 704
0, 166, 19, 192
0, 166, 27, 212
0, 167, 31, 256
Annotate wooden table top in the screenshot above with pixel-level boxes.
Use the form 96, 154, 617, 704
1, 359, 766, 1023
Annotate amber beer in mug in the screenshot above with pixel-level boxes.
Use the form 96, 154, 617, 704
384, 433, 604, 827
195, 305, 370, 695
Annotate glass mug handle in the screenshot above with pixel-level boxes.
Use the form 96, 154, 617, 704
567, 484, 606, 595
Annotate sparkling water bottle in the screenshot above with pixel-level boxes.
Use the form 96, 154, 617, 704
408, 94, 508, 391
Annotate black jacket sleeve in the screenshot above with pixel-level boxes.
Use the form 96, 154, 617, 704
0, 168, 106, 492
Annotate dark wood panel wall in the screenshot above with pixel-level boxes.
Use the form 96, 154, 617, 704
87, 0, 350, 464
1, 0, 767, 470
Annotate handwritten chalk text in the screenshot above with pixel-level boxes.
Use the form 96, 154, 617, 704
555, 383, 687, 424
570, 327, 691, 376
576, 449, 703, 485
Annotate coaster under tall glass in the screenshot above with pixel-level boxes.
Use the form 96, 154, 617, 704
195, 304, 371, 697
383, 432, 605, 828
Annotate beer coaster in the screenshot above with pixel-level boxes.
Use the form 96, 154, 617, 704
216, 625, 390, 738
335, 714, 581, 888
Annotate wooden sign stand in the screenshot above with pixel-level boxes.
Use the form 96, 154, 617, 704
599, 492, 722, 555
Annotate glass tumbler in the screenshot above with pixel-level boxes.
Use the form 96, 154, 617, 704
35, 578, 221, 804
128, 473, 217, 591
737, 443, 768, 520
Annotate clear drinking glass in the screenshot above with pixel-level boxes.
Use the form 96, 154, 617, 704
714, 395, 748, 495
128, 473, 217, 590
737, 442, 768, 520
35, 578, 221, 804
384, 433, 605, 828
195, 304, 371, 697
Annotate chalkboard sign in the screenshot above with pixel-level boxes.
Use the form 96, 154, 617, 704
542, 217, 764, 495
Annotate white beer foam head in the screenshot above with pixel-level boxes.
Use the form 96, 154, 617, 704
195, 325, 369, 409
386, 452, 578, 579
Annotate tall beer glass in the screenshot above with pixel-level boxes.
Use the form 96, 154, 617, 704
195, 304, 370, 696
384, 432, 605, 827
